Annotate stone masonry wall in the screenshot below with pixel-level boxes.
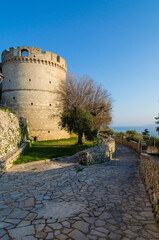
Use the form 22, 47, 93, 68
113, 136, 143, 154
140, 153, 159, 223
0, 142, 28, 176
78, 136, 115, 165
0, 110, 21, 158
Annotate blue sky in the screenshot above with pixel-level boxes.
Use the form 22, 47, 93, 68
1, 0, 159, 126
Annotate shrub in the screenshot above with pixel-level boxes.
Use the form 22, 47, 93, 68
156, 140, 159, 148
115, 131, 124, 137
100, 128, 115, 136
132, 135, 143, 142
126, 136, 132, 141
86, 129, 98, 140
126, 130, 137, 136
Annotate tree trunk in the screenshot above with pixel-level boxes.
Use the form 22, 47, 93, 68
78, 132, 85, 145
82, 132, 86, 145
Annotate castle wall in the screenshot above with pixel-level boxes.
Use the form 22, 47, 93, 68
1, 47, 70, 141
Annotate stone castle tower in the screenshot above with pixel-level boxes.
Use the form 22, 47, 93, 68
1, 46, 70, 141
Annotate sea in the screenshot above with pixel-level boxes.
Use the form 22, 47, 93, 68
110, 125, 159, 137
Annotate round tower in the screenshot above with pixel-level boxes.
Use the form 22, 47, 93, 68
1, 46, 70, 141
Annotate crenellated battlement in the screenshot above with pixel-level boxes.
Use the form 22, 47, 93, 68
2, 46, 67, 71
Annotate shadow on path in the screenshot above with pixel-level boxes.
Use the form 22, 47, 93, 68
0, 143, 159, 239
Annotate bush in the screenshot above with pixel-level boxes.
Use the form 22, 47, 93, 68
124, 129, 143, 143
143, 135, 149, 141
132, 135, 143, 142
115, 131, 124, 137
145, 136, 159, 147
156, 140, 159, 148
126, 136, 132, 142
86, 129, 98, 140
100, 128, 115, 136
126, 130, 137, 136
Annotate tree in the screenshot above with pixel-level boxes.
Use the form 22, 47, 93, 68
142, 129, 150, 136
60, 73, 112, 145
126, 130, 137, 137
142, 129, 149, 136
61, 109, 93, 144
142, 128, 150, 140
101, 128, 115, 136
155, 114, 159, 135
125, 130, 137, 141
115, 131, 124, 137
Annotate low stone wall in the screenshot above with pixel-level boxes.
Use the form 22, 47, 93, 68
113, 136, 146, 154
78, 136, 115, 165
0, 110, 21, 158
124, 139, 139, 153
113, 136, 122, 144
0, 142, 29, 176
140, 153, 159, 223
146, 146, 159, 154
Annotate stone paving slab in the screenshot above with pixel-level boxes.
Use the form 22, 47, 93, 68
0, 144, 159, 239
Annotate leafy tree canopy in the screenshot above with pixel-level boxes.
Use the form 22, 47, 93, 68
60, 73, 112, 144
126, 130, 137, 136
155, 114, 159, 135
142, 128, 150, 136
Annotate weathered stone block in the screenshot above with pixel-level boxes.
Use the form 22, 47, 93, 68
78, 152, 92, 165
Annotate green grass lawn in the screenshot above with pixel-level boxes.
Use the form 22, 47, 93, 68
14, 133, 94, 164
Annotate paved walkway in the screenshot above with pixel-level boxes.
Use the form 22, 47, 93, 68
0, 144, 159, 240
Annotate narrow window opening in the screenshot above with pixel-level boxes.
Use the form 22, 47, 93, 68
9, 79, 11, 82
21, 49, 28, 57
49, 81, 51, 84
13, 97, 15, 100
34, 137, 37, 142
29, 79, 31, 81
49, 104, 51, 106
31, 103, 33, 105
48, 131, 50, 133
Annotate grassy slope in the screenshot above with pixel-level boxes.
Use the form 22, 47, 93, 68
14, 133, 94, 164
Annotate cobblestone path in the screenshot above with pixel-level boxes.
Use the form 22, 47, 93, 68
0, 144, 159, 240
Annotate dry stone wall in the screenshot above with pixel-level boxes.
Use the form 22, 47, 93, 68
0, 110, 21, 158
0, 142, 28, 176
113, 136, 146, 154
140, 153, 159, 223
78, 136, 115, 165
146, 146, 159, 154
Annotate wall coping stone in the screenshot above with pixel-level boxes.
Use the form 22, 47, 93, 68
141, 152, 159, 164
0, 141, 29, 177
